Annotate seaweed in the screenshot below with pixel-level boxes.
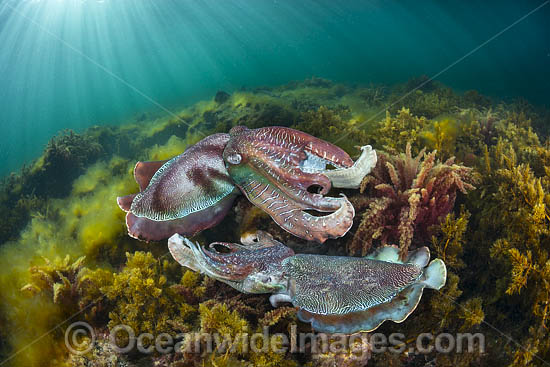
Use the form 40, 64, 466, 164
309, 333, 371, 367
28, 130, 105, 197
371, 108, 429, 157
197, 301, 250, 353
388, 77, 479, 119
258, 307, 297, 328
295, 105, 370, 153
67, 331, 130, 367
357, 84, 387, 107
18, 254, 115, 326
216, 91, 298, 130
21, 255, 88, 312
421, 117, 459, 160
390, 81, 457, 119
0, 130, 104, 244
477, 141, 550, 364
102, 251, 191, 345
349, 143, 476, 257
430, 207, 470, 269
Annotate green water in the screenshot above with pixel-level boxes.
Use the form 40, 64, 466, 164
0, 0, 548, 176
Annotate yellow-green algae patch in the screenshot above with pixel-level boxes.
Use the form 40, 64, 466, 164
0, 157, 137, 366
0, 131, 206, 366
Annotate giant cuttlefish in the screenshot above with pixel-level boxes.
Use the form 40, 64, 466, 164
168, 231, 447, 334
117, 126, 377, 243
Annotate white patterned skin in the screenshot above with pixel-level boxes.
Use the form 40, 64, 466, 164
282, 254, 422, 315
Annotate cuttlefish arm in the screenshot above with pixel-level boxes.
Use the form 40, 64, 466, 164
117, 133, 239, 241
168, 231, 293, 294
223, 126, 376, 243
321, 145, 377, 189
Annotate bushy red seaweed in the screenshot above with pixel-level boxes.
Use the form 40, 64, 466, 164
349, 143, 477, 258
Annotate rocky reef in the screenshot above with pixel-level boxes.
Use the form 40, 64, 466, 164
0, 77, 549, 366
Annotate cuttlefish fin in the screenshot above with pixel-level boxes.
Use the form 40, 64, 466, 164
297, 256, 446, 334
124, 191, 237, 241
364, 246, 444, 290
134, 160, 169, 191
116, 160, 169, 212
365, 244, 400, 263
420, 258, 446, 290
116, 194, 137, 212
366, 245, 430, 267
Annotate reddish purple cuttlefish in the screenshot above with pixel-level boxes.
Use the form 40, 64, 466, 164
117, 126, 377, 243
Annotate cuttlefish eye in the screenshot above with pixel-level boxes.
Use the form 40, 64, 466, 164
226, 153, 242, 165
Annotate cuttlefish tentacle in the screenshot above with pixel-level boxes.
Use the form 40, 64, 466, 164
232, 158, 355, 242
323, 145, 377, 189
167, 234, 200, 273
168, 231, 294, 293
168, 235, 243, 280
246, 158, 343, 211
223, 126, 370, 242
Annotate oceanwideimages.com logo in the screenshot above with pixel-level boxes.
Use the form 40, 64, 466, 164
65, 321, 485, 357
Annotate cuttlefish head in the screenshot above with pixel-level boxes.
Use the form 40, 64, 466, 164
168, 231, 294, 294
222, 126, 377, 243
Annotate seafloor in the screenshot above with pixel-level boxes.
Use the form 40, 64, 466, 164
1, 77, 549, 366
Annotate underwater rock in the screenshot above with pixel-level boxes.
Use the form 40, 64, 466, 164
214, 90, 231, 104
